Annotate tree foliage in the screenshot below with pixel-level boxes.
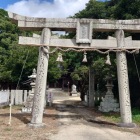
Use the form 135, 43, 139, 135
0, 0, 140, 99
0, 9, 62, 89
69, 0, 140, 101
0, 9, 39, 88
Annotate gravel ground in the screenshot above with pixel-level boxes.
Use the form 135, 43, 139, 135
0, 106, 58, 140
0, 88, 140, 140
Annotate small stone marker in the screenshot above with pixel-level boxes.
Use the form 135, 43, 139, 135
71, 84, 78, 96
47, 92, 53, 106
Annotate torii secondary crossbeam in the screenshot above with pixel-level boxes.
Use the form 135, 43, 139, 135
19, 35, 140, 50
8, 12, 140, 128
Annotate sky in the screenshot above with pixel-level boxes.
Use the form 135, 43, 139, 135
0, 0, 91, 18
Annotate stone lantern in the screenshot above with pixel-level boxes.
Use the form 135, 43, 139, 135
22, 68, 36, 113
28, 68, 36, 96
99, 74, 120, 112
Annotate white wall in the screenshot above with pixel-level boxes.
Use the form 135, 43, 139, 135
0, 90, 30, 106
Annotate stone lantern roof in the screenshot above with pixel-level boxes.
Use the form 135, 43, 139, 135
28, 68, 36, 79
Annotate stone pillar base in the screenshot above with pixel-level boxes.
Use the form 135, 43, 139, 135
117, 123, 137, 128
98, 95, 120, 112
27, 123, 46, 128
72, 93, 78, 96
22, 107, 32, 113
22, 94, 34, 113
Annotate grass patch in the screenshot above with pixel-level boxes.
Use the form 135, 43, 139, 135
0, 105, 10, 109
102, 112, 120, 123
0, 105, 23, 110
4, 127, 12, 131
132, 108, 140, 125
100, 108, 140, 125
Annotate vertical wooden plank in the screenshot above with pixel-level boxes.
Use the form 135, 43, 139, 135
28, 90, 32, 97
18, 90, 23, 105
7, 90, 10, 103
11, 90, 15, 105
89, 67, 95, 107
24, 90, 28, 103
15, 90, 19, 105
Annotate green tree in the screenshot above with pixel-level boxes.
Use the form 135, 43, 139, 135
70, 0, 140, 101
71, 65, 89, 101
74, 0, 106, 19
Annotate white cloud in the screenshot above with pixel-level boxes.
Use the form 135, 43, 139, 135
6, 0, 89, 18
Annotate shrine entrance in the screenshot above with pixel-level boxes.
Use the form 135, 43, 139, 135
8, 12, 140, 128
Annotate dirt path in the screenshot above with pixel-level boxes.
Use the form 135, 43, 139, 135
0, 88, 140, 140
48, 90, 140, 140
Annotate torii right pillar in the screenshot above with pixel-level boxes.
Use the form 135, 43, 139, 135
116, 29, 136, 128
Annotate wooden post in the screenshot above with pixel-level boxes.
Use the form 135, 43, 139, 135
88, 67, 95, 107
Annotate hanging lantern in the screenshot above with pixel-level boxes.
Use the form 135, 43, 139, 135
135, 49, 139, 54
105, 53, 111, 65
82, 51, 87, 62
56, 53, 63, 62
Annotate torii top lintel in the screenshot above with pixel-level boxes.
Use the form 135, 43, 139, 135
8, 12, 140, 33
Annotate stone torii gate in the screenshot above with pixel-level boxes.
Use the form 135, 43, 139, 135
8, 12, 140, 128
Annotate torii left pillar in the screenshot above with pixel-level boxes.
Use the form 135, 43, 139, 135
28, 28, 51, 128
